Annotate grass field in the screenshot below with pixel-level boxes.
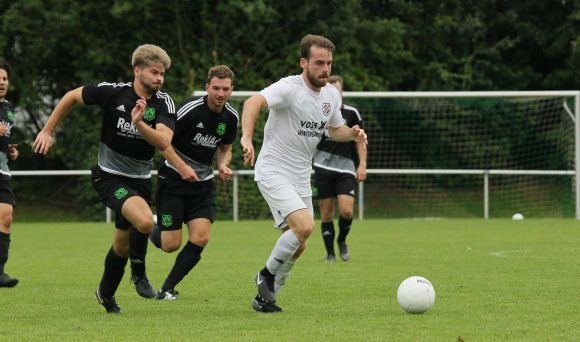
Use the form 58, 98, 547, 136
1, 219, 579, 341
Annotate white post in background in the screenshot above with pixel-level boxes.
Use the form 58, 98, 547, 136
358, 182, 364, 220
233, 172, 239, 221
575, 93, 580, 219
106, 208, 112, 223
483, 170, 489, 219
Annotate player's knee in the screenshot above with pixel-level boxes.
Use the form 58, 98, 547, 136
162, 239, 181, 253
133, 216, 155, 234
192, 236, 209, 247
340, 209, 353, 220
295, 220, 314, 239
0, 214, 12, 232
320, 211, 333, 222
113, 241, 129, 257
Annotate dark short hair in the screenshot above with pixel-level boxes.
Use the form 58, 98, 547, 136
300, 34, 335, 59
0, 62, 11, 78
207, 65, 234, 84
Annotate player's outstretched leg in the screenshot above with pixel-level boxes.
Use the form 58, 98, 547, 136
129, 228, 156, 298
96, 246, 126, 313
156, 241, 203, 301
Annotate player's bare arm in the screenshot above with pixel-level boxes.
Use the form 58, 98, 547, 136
328, 124, 368, 149
217, 144, 233, 182
356, 141, 367, 182
241, 94, 267, 166
131, 96, 173, 151
33, 87, 84, 154
161, 144, 199, 182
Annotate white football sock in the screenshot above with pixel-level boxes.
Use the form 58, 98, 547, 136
275, 257, 296, 295
265, 230, 301, 275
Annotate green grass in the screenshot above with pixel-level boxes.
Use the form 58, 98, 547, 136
1, 219, 579, 341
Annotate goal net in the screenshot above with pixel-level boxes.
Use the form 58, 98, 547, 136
211, 91, 579, 220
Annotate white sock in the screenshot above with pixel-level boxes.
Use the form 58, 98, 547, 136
275, 257, 296, 295
265, 230, 301, 275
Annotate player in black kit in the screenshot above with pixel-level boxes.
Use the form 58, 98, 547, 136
149, 65, 238, 300
0, 62, 20, 288
312, 75, 367, 263
33, 45, 176, 313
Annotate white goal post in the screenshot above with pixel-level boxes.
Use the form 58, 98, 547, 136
13, 90, 580, 221
217, 90, 580, 220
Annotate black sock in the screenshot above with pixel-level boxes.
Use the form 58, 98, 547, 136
129, 227, 149, 277
149, 223, 162, 249
337, 216, 353, 244
99, 246, 128, 298
161, 241, 203, 292
321, 221, 335, 256
0, 232, 10, 274
260, 266, 275, 278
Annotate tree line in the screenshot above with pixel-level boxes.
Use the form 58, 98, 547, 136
0, 0, 578, 219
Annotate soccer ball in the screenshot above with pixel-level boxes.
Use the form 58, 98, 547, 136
397, 276, 436, 314
512, 213, 524, 220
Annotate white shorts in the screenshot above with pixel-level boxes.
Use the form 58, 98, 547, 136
257, 177, 314, 229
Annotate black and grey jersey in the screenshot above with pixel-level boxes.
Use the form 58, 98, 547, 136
160, 95, 239, 186
82, 82, 176, 178
313, 104, 363, 176
0, 100, 15, 179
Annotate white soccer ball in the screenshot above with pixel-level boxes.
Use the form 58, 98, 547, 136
512, 213, 524, 220
397, 276, 436, 314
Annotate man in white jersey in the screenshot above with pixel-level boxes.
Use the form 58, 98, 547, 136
240, 34, 368, 313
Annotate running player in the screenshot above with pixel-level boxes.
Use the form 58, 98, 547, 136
313, 75, 367, 262
33, 44, 175, 313
150, 65, 238, 300
240, 34, 368, 312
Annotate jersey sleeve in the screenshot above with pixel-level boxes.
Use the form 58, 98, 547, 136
349, 106, 364, 129
329, 99, 345, 128
221, 114, 239, 145
82, 83, 117, 106
260, 79, 291, 110
154, 92, 176, 131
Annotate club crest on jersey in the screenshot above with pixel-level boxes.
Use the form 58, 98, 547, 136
322, 103, 331, 116
216, 123, 226, 136
7, 111, 14, 121
161, 214, 173, 227
144, 107, 156, 121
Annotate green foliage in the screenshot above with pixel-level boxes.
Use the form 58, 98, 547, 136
1, 0, 579, 219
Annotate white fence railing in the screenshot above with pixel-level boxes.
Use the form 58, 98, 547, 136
12, 169, 577, 221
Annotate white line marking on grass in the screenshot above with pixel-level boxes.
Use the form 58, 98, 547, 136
489, 249, 529, 257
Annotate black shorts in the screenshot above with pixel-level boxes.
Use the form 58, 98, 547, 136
313, 169, 356, 200
156, 179, 216, 231
90, 165, 152, 230
0, 178, 15, 206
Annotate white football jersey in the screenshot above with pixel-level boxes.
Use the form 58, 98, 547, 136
255, 75, 344, 187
